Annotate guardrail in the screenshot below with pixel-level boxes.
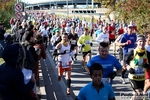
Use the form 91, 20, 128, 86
72, 10, 96, 14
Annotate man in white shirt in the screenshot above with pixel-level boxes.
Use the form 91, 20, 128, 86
41, 26, 49, 48
96, 27, 109, 43
75, 23, 83, 38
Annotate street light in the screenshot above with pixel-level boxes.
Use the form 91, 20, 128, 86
66, 0, 68, 19
92, 0, 94, 9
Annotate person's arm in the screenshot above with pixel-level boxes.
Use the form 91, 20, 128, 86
14, 72, 35, 98
118, 36, 128, 46
124, 50, 134, 65
41, 44, 46, 59
108, 85, 116, 100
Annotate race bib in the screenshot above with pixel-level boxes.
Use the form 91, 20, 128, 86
71, 40, 76, 45
101, 78, 111, 84
62, 62, 70, 68
85, 40, 90, 44
134, 66, 145, 76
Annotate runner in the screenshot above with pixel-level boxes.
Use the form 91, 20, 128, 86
78, 28, 92, 70
68, 27, 79, 61
55, 33, 72, 95
86, 42, 122, 86
125, 35, 150, 100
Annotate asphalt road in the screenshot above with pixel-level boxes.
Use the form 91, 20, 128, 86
37, 39, 137, 100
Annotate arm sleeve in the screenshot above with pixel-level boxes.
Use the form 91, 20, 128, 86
114, 57, 122, 70
125, 50, 134, 65
86, 58, 93, 68
78, 36, 84, 45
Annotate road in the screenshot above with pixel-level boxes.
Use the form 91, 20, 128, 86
38, 40, 135, 100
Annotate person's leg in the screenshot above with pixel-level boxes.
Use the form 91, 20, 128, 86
58, 63, 64, 81
129, 80, 144, 100
143, 79, 150, 94
74, 46, 78, 60
87, 51, 91, 63
120, 54, 127, 84
65, 63, 72, 95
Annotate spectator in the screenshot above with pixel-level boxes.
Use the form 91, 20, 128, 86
0, 43, 36, 100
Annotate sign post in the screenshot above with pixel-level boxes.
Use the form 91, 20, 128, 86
14, 3, 23, 20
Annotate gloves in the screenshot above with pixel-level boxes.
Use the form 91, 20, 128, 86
90, 43, 93, 46
82, 44, 85, 48
142, 63, 150, 69
53, 49, 58, 56
129, 68, 135, 74
108, 72, 116, 79
61, 50, 67, 54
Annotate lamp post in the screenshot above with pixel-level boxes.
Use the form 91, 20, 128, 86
66, 0, 68, 19
92, 0, 94, 9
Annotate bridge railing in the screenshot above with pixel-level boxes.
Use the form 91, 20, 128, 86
72, 10, 96, 14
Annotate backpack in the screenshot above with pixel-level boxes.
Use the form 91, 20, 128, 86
23, 44, 35, 72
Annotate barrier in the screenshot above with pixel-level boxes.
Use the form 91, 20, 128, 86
72, 10, 96, 14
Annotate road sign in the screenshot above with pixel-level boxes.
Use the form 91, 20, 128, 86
15, 3, 23, 12
15, 12, 23, 19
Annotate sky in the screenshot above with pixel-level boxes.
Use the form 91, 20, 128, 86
22, 0, 71, 4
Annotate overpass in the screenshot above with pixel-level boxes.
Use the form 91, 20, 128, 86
25, 0, 101, 10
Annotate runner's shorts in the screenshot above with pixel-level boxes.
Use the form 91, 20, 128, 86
59, 61, 72, 75
82, 50, 91, 57
129, 79, 144, 91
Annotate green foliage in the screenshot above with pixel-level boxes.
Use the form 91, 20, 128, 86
106, 0, 150, 34
0, 0, 16, 28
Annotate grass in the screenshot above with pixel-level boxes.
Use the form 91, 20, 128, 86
6, 28, 11, 33
56, 14, 96, 23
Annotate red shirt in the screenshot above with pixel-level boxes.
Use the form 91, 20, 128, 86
108, 26, 116, 39
118, 28, 124, 35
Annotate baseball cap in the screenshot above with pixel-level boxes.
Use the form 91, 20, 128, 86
136, 35, 145, 42
128, 24, 133, 28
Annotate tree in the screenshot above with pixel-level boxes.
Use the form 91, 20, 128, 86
0, 0, 16, 28
106, 0, 150, 34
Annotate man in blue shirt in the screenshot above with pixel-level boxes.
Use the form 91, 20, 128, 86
78, 63, 115, 100
85, 42, 122, 85
119, 24, 137, 84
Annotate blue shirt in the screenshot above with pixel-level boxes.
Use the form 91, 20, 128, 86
87, 55, 122, 78
95, 30, 102, 37
120, 33, 137, 55
78, 82, 115, 100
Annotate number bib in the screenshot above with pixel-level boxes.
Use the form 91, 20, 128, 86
61, 62, 70, 68
71, 40, 76, 45
101, 78, 111, 84
134, 66, 145, 76
85, 40, 90, 44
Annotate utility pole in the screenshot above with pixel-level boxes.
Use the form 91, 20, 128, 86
17, 0, 19, 3
66, 0, 68, 19
92, 0, 94, 9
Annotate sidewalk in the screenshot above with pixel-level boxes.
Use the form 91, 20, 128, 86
37, 45, 74, 100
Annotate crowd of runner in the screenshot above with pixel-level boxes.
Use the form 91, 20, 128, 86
0, 10, 150, 100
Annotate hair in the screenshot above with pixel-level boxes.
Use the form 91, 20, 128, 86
89, 63, 103, 76
24, 31, 34, 41
99, 42, 109, 48
35, 34, 43, 44
145, 32, 150, 39
62, 33, 68, 36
